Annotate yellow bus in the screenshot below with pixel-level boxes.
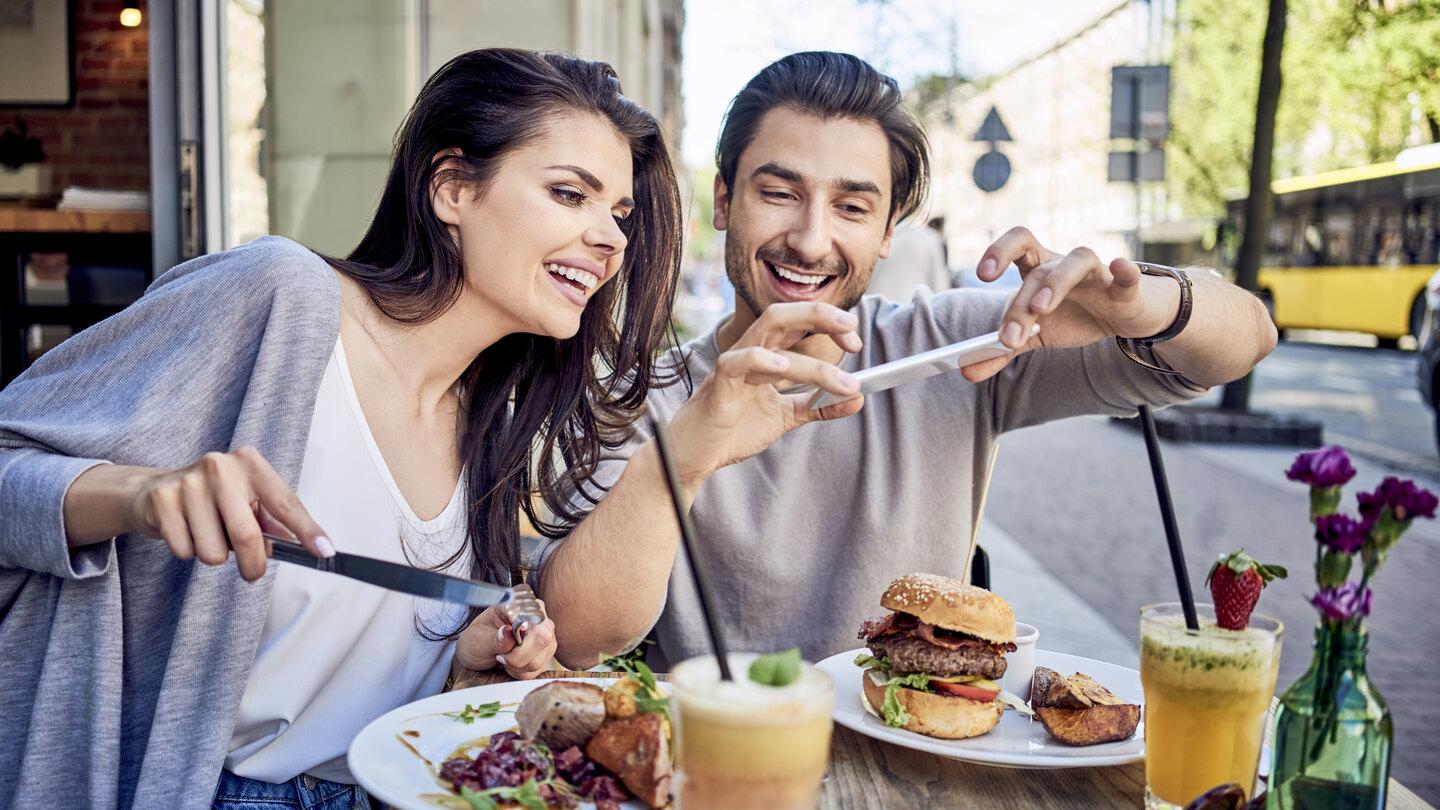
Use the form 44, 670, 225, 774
1223, 149, 1440, 348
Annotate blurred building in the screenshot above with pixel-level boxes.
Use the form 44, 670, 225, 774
0, 0, 683, 383
925, 0, 1212, 271
224, 0, 685, 257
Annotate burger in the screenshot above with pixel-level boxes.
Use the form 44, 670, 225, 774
856, 573, 1022, 740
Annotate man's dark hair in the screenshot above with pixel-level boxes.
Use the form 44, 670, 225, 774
714, 51, 929, 222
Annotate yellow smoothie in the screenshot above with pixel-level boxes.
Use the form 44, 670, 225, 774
1140, 606, 1282, 808
670, 654, 834, 810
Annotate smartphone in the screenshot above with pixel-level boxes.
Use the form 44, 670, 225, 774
803, 323, 1039, 410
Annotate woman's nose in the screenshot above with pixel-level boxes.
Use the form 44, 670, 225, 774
584, 213, 628, 257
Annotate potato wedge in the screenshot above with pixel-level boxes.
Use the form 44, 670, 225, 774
1030, 666, 1092, 709
1034, 704, 1140, 746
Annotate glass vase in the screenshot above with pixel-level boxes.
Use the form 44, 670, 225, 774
1268, 621, 1391, 809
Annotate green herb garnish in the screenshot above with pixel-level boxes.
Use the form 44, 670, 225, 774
599, 649, 671, 723
445, 701, 501, 724
748, 647, 802, 687
460, 780, 551, 810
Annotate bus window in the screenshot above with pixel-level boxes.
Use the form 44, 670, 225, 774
1321, 208, 1356, 266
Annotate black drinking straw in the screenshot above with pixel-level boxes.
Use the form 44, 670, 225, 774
1137, 405, 1200, 631
648, 415, 734, 680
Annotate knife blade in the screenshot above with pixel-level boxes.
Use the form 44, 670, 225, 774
266, 534, 513, 610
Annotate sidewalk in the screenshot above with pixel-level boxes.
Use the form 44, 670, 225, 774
983, 415, 1440, 804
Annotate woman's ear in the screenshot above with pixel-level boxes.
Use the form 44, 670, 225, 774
430, 148, 466, 227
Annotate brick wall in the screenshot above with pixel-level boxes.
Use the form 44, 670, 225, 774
8, 0, 149, 193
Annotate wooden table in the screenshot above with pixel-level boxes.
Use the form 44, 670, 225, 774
0, 206, 151, 384
450, 667, 1432, 809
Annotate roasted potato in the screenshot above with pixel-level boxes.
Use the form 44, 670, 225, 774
1034, 704, 1141, 746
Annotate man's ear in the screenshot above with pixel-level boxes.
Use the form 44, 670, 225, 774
430, 148, 466, 227
876, 213, 899, 259
712, 173, 731, 231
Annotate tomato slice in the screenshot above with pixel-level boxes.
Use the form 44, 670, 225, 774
934, 681, 1000, 702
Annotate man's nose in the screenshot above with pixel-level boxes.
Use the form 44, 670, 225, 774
784, 202, 831, 265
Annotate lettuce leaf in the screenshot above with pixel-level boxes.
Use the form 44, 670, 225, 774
881, 672, 934, 727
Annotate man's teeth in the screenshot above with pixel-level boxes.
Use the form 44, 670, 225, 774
771, 264, 828, 286
545, 262, 598, 290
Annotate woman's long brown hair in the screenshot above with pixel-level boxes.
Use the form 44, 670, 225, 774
327, 49, 682, 638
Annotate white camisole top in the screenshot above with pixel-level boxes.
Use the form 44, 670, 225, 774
226, 338, 470, 783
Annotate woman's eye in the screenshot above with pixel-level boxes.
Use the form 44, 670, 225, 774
551, 186, 586, 205
614, 212, 634, 234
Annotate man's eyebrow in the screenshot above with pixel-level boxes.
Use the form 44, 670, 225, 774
750, 162, 881, 197
548, 164, 635, 208
750, 162, 803, 184
835, 177, 882, 196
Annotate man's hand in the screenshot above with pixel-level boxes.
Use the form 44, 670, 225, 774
666, 301, 865, 485
961, 227, 1182, 382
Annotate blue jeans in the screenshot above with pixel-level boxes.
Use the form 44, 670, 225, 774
212, 769, 373, 810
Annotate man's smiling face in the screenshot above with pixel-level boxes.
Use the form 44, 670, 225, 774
715, 106, 896, 316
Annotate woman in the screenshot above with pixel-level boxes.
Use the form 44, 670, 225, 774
0, 49, 673, 810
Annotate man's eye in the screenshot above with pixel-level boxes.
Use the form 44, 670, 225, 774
840, 204, 867, 215
551, 186, 586, 205
760, 190, 795, 201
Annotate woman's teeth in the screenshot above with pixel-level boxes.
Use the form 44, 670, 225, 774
771, 263, 828, 286
545, 262, 599, 291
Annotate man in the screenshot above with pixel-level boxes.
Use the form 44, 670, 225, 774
538, 52, 1275, 669
865, 218, 950, 303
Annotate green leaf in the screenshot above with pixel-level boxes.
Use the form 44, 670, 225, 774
459, 787, 498, 810
880, 672, 934, 727
513, 780, 547, 810
748, 647, 802, 687
445, 702, 502, 724
853, 653, 890, 670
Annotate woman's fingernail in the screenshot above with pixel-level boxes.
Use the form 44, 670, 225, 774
979, 257, 996, 276
521, 622, 531, 633
1003, 321, 1023, 345
314, 536, 335, 557
1032, 287, 1054, 311
495, 655, 506, 666
838, 371, 860, 391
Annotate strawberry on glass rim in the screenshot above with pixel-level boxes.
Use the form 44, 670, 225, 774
1205, 549, 1288, 631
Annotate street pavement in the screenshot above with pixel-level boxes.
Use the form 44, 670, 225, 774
1199, 341, 1438, 477
983, 397, 1440, 802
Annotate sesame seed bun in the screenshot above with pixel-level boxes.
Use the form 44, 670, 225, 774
862, 673, 1004, 740
880, 573, 1015, 644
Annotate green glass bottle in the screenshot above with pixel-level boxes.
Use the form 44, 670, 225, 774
1268, 622, 1391, 809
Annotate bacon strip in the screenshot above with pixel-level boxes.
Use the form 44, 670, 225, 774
914, 620, 1019, 654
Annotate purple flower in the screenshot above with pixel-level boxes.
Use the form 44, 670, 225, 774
1364, 477, 1439, 522
1286, 447, 1356, 488
1314, 514, 1368, 554
1310, 582, 1373, 622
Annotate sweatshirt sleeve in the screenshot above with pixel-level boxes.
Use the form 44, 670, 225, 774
0, 449, 113, 578
0, 236, 339, 579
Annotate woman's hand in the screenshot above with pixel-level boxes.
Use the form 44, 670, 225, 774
124, 447, 332, 582
665, 301, 866, 485
456, 601, 558, 680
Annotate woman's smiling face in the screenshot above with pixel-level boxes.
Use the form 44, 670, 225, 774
434, 109, 636, 340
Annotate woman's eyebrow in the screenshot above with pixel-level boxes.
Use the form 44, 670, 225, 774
548, 164, 634, 207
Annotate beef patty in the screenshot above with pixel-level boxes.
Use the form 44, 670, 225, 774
868, 634, 1009, 680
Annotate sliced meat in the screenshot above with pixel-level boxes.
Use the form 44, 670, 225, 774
516, 681, 606, 750
914, 621, 1019, 654
869, 634, 1008, 680
585, 712, 671, 809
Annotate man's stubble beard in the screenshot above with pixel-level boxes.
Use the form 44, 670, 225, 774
722, 229, 875, 318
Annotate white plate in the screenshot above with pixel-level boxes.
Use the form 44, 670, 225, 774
816, 647, 1145, 769
348, 677, 658, 810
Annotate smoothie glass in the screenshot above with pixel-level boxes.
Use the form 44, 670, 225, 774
669, 653, 834, 810
1140, 603, 1283, 809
